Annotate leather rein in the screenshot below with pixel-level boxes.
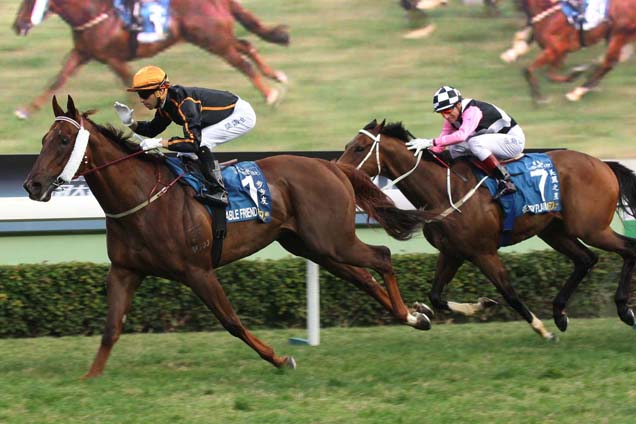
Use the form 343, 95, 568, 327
53, 116, 183, 219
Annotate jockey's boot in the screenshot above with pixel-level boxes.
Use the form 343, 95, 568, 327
197, 147, 229, 208
481, 154, 516, 200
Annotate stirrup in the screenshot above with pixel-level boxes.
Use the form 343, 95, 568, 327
493, 182, 516, 200
196, 189, 228, 208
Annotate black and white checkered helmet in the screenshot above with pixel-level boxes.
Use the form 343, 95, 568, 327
432, 86, 462, 112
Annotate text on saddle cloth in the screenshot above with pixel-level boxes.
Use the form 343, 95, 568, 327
113, 0, 171, 42
165, 157, 272, 224
473, 154, 562, 246
561, 0, 609, 30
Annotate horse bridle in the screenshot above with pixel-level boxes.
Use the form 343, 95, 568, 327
355, 129, 424, 189
52, 115, 182, 219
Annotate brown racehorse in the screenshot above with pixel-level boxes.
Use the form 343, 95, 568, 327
23, 96, 434, 378
12, 0, 289, 119
516, 0, 636, 102
339, 120, 636, 340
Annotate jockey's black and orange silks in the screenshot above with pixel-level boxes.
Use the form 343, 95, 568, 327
135, 85, 238, 152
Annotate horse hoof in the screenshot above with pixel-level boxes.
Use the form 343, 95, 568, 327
412, 301, 434, 318
274, 71, 288, 84
500, 50, 518, 64
566, 86, 589, 102
15, 108, 29, 120
478, 297, 498, 309
412, 312, 432, 331
554, 314, 569, 332
534, 96, 552, 105
619, 308, 635, 327
403, 24, 436, 40
283, 356, 297, 369
546, 332, 559, 343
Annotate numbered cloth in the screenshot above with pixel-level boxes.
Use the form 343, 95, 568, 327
473, 153, 562, 245
165, 157, 272, 223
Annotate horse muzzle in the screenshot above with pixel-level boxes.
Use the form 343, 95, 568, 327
13, 22, 32, 36
23, 177, 55, 202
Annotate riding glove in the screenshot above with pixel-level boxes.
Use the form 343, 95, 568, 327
114, 101, 135, 127
140, 138, 163, 151
405, 138, 434, 156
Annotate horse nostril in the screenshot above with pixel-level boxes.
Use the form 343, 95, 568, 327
23, 180, 41, 196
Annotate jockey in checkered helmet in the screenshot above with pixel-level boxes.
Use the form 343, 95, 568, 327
405, 85, 527, 200
433, 86, 462, 112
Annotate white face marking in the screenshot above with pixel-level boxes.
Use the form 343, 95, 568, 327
31, 0, 49, 26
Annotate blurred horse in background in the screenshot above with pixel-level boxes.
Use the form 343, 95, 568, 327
339, 119, 636, 340
12, 0, 290, 119
500, 0, 636, 102
23, 96, 433, 377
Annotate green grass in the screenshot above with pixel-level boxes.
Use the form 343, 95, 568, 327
2, 0, 635, 156
1, 318, 636, 423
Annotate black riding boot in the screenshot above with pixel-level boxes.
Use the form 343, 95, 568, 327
482, 154, 517, 200
197, 147, 229, 207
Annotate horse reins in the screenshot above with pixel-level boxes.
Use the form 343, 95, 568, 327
53, 115, 183, 219
355, 128, 486, 222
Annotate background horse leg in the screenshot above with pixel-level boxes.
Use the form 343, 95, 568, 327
16, 49, 90, 119
105, 59, 135, 89
538, 223, 598, 332
278, 234, 431, 329
578, 229, 636, 327
84, 265, 143, 379
566, 33, 629, 101
217, 46, 280, 105
500, 26, 533, 63
473, 253, 555, 340
185, 267, 295, 368
524, 46, 567, 104
235, 39, 288, 84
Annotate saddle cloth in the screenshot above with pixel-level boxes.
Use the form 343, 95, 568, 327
113, 0, 171, 42
473, 153, 562, 246
561, 0, 609, 30
165, 157, 272, 224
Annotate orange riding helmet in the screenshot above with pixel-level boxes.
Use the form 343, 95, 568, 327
127, 65, 169, 92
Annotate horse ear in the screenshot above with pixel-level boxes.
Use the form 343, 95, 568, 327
52, 95, 64, 117
379, 119, 386, 130
66, 95, 77, 116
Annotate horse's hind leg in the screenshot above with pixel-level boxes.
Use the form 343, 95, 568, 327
539, 223, 598, 332
185, 267, 295, 368
16, 49, 90, 119
84, 265, 143, 378
473, 253, 555, 340
567, 33, 629, 101
579, 229, 636, 327
278, 233, 431, 330
235, 39, 287, 84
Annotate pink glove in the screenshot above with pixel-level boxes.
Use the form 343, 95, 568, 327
430, 143, 446, 154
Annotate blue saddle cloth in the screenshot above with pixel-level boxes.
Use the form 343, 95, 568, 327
113, 0, 171, 41
165, 157, 272, 224
473, 153, 562, 246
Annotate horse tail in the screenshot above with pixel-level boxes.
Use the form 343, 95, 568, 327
334, 162, 428, 241
606, 161, 636, 217
229, 0, 290, 45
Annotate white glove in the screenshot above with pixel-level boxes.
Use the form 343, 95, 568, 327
114, 101, 134, 126
140, 137, 163, 151
405, 138, 434, 155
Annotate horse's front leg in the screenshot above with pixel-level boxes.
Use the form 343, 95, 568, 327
473, 253, 556, 340
500, 26, 532, 63
83, 265, 144, 379
429, 252, 497, 316
186, 267, 295, 369
16, 49, 90, 119
524, 46, 565, 104
567, 33, 628, 101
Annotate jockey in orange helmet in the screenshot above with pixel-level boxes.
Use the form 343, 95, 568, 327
406, 86, 525, 199
114, 65, 256, 208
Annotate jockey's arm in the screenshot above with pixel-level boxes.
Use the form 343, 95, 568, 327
434, 106, 482, 147
134, 109, 172, 137
165, 99, 202, 153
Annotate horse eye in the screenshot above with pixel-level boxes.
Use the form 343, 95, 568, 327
60, 135, 70, 145
354, 145, 365, 152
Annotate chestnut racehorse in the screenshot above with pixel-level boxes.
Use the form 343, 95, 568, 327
339, 120, 636, 340
513, 0, 636, 102
12, 0, 289, 118
23, 96, 433, 378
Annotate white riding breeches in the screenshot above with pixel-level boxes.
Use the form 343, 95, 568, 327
200, 98, 256, 150
448, 125, 525, 161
